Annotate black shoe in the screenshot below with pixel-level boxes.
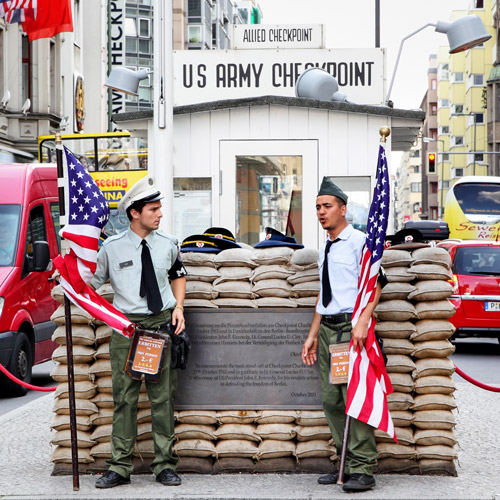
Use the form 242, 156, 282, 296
156, 468, 182, 486
342, 473, 376, 492
317, 470, 350, 485
95, 470, 130, 489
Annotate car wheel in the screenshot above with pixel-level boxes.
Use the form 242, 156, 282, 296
0, 331, 32, 397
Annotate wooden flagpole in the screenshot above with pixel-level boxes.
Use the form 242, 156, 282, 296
55, 134, 79, 491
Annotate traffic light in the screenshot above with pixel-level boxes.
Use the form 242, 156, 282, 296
428, 153, 436, 173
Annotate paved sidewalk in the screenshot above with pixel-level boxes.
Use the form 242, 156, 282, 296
0, 382, 499, 500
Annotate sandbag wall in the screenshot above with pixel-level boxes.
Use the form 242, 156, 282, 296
375, 246, 458, 476
49, 245, 458, 476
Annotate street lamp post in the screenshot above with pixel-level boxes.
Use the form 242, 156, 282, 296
423, 137, 445, 216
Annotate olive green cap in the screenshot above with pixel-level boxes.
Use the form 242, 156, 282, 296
317, 177, 348, 204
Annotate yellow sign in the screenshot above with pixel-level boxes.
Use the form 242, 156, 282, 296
132, 336, 165, 375
328, 343, 350, 385
91, 170, 147, 207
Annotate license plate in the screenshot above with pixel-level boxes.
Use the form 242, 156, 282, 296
485, 301, 500, 312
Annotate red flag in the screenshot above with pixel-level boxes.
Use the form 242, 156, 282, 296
21, 0, 72, 41
345, 144, 396, 442
53, 145, 134, 338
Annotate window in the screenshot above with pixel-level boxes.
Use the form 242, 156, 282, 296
431, 207, 439, 219
430, 182, 438, 194
453, 136, 464, 146
452, 104, 464, 115
50, 203, 61, 252
431, 79, 437, 90
410, 182, 422, 192
442, 180, 450, 189
0, 205, 21, 267
471, 0, 484, 8
331, 176, 372, 232
430, 104, 437, 115
469, 74, 484, 86
126, 38, 138, 53
21, 35, 31, 104
442, 153, 450, 161
188, 25, 202, 44
474, 112, 484, 124
409, 150, 420, 158
413, 165, 420, 174
413, 202, 421, 213
125, 18, 138, 37
439, 125, 450, 135
453, 72, 464, 83
22, 205, 47, 278
475, 153, 484, 162
452, 168, 464, 177
439, 99, 449, 108
138, 39, 150, 54
430, 129, 438, 139
138, 18, 150, 37
438, 64, 449, 81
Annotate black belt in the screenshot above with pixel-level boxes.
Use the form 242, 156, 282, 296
321, 313, 352, 325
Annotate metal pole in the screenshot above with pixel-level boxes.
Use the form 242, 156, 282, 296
473, 113, 477, 176
375, 0, 380, 48
337, 415, 351, 484
55, 134, 80, 491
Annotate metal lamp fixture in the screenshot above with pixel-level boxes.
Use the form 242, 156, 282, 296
295, 67, 352, 103
386, 14, 492, 107
104, 67, 150, 96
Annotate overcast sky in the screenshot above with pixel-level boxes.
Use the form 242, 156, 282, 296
257, 0, 470, 110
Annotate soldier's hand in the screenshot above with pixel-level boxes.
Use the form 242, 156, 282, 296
351, 319, 369, 352
172, 307, 185, 335
302, 336, 318, 366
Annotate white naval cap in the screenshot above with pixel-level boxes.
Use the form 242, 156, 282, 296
117, 175, 164, 212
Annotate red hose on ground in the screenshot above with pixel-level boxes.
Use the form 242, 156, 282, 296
454, 364, 500, 393
0, 362, 56, 392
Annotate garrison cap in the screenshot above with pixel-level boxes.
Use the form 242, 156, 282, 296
317, 177, 348, 204
117, 175, 163, 212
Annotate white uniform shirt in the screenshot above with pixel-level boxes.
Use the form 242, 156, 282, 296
315, 224, 365, 316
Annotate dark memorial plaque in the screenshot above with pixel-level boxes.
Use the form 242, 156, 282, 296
176, 308, 322, 409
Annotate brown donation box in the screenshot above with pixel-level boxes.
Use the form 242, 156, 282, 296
178, 309, 321, 409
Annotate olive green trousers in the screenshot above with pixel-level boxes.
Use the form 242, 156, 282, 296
318, 320, 378, 475
107, 309, 178, 478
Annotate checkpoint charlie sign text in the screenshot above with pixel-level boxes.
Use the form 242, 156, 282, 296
232, 24, 324, 49
173, 48, 385, 106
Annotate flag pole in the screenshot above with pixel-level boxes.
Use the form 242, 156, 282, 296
55, 134, 80, 491
337, 126, 391, 485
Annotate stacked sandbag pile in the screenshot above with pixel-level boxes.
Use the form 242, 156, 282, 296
180, 247, 320, 308
374, 246, 458, 476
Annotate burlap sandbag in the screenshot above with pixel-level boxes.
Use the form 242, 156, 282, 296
181, 252, 216, 267
375, 321, 416, 339
412, 410, 456, 430
295, 440, 336, 459
90, 424, 113, 443
213, 457, 254, 474
387, 392, 414, 411
185, 281, 217, 300
295, 425, 331, 442
414, 429, 457, 447
412, 340, 455, 359
413, 358, 455, 378
174, 439, 216, 458
252, 265, 295, 282
380, 282, 416, 301
292, 281, 321, 297
184, 298, 219, 308
412, 320, 455, 342
252, 247, 294, 266
213, 281, 255, 299
408, 280, 453, 302
95, 283, 114, 303
287, 268, 320, 285
215, 440, 258, 458
51, 414, 92, 432
175, 424, 216, 441
295, 411, 328, 426
135, 422, 152, 441
213, 267, 253, 285
414, 375, 455, 395
91, 442, 112, 459
416, 445, 457, 461
216, 410, 261, 424
89, 359, 112, 378
375, 300, 418, 321
133, 439, 155, 458
214, 424, 260, 442
387, 372, 414, 393
52, 345, 96, 364
376, 443, 417, 459
137, 408, 152, 424
54, 381, 97, 400
51, 304, 94, 325
412, 394, 457, 412
381, 249, 414, 268
409, 264, 452, 281
376, 458, 419, 475
385, 267, 416, 283
51, 446, 93, 464
383, 338, 414, 356
50, 363, 91, 382
255, 457, 297, 473
185, 266, 220, 283
255, 297, 298, 308
255, 423, 296, 441
375, 427, 413, 446
255, 440, 296, 459
95, 342, 110, 360
293, 297, 318, 307
418, 459, 457, 477
91, 392, 115, 409
252, 279, 292, 298
176, 410, 218, 425
53, 398, 98, 416
95, 375, 114, 394
411, 247, 452, 268
90, 408, 114, 426
215, 249, 257, 268
289, 248, 319, 269
51, 284, 65, 304
390, 410, 413, 427
212, 298, 258, 308
177, 456, 214, 474
95, 325, 113, 344
386, 354, 416, 374
52, 325, 95, 346
255, 410, 297, 424
51, 429, 96, 448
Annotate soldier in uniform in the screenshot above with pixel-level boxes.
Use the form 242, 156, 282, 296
91, 176, 187, 489
302, 177, 382, 493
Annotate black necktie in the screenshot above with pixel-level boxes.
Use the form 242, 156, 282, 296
322, 238, 339, 308
140, 240, 163, 314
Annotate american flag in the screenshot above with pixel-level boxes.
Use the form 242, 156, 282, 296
0, 0, 37, 23
53, 146, 134, 338
345, 143, 396, 441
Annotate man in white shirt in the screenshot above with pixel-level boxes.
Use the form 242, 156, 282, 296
302, 177, 382, 492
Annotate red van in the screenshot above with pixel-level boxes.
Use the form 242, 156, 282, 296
0, 164, 60, 396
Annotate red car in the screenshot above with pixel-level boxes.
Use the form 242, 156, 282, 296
437, 240, 500, 341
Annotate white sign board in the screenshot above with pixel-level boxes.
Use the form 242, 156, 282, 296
174, 48, 385, 106
232, 24, 324, 50
174, 191, 212, 242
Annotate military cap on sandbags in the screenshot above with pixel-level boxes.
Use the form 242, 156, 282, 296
254, 227, 304, 249
117, 175, 163, 212
385, 228, 429, 250
317, 177, 348, 204
203, 227, 241, 249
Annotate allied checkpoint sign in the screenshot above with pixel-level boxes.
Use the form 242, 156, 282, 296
177, 309, 322, 409
173, 48, 386, 106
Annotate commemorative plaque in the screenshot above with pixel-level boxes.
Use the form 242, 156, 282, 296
177, 309, 322, 409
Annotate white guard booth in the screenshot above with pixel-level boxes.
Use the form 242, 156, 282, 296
113, 95, 424, 249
